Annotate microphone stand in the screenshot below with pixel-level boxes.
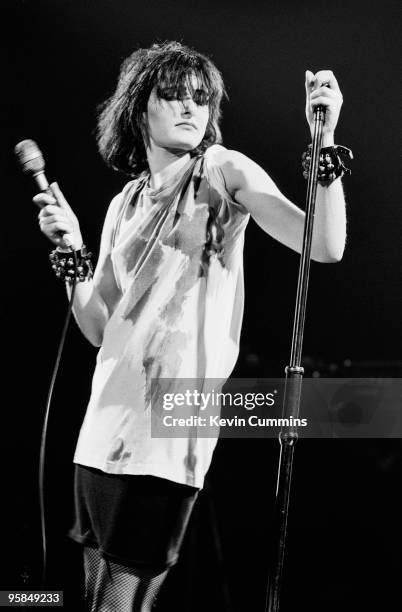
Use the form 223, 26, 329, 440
265, 105, 326, 612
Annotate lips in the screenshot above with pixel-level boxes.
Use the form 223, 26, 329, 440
176, 122, 197, 129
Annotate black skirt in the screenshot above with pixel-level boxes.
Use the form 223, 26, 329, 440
68, 464, 199, 574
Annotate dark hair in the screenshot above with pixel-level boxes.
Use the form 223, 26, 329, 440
97, 41, 226, 176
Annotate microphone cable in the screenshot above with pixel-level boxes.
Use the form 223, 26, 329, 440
13, 140, 81, 586
38, 247, 78, 586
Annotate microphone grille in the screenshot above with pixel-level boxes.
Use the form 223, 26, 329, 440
14, 139, 45, 175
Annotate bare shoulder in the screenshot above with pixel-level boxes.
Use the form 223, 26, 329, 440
206, 145, 281, 198
206, 145, 259, 195
207, 145, 252, 171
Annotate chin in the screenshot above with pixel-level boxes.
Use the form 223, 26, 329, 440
176, 137, 202, 150
166, 140, 201, 154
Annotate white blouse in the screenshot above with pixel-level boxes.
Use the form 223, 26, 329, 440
74, 145, 250, 488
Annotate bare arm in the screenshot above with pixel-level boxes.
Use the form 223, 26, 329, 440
216, 149, 346, 262
35, 183, 122, 346
216, 69, 347, 262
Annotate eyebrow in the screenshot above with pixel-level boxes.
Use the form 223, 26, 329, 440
156, 84, 210, 101
157, 82, 208, 93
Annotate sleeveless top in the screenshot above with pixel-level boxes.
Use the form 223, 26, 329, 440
73, 145, 250, 488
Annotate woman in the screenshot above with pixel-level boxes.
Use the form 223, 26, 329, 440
35, 41, 346, 611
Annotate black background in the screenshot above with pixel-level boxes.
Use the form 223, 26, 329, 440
2, 1, 401, 610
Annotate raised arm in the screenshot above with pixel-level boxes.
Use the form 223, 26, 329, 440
216, 70, 347, 263
35, 184, 122, 346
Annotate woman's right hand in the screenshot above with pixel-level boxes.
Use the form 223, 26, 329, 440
34, 182, 83, 251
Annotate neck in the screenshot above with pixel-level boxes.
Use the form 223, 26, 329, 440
146, 146, 191, 190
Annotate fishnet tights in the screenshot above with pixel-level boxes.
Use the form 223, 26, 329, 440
83, 546, 168, 612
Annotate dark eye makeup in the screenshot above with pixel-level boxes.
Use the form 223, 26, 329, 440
156, 86, 210, 106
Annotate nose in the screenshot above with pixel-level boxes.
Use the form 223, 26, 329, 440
180, 95, 195, 114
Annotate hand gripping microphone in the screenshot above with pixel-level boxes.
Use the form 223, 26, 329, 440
14, 139, 74, 247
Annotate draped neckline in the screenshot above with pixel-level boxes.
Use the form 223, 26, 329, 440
137, 155, 200, 202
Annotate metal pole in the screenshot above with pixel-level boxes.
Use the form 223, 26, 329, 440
266, 106, 326, 612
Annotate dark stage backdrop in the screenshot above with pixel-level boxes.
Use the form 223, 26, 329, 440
2, 1, 401, 610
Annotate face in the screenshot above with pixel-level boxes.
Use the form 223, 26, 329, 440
143, 74, 210, 154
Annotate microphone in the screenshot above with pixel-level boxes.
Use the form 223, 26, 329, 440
15, 139, 54, 200
14, 139, 74, 247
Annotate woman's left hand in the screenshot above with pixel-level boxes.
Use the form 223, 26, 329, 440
305, 70, 343, 145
